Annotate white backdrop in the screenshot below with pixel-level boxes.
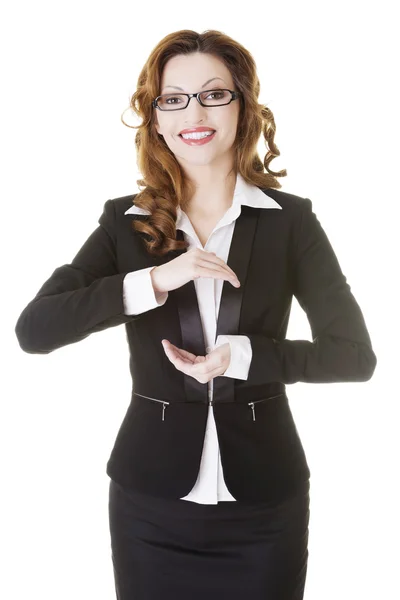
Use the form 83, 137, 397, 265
2, 1, 398, 599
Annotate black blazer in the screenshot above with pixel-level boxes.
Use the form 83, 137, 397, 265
15, 187, 377, 502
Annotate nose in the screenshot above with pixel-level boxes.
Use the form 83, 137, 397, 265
184, 96, 208, 122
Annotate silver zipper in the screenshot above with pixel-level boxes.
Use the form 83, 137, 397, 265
248, 393, 284, 421
134, 392, 170, 421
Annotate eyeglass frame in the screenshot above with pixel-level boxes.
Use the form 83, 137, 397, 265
152, 88, 242, 111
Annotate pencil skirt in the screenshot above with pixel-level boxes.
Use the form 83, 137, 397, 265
108, 478, 311, 600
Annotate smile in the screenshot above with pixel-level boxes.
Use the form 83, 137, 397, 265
178, 130, 217, 146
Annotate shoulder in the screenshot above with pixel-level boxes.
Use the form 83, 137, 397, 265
258, 188, 314, 228
108, 193, 141, 215
259, 187, 311, 212
96, 195, 145, 241
99, 194, 149, 227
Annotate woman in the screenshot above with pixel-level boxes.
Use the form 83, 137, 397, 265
15, 29, 377, 599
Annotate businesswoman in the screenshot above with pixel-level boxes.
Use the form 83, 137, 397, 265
15, 29, 377, 600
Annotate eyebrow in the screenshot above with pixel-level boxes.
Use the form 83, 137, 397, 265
161, 77, 227, 93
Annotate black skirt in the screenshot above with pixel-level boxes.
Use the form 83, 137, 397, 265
108, 478, 311, 600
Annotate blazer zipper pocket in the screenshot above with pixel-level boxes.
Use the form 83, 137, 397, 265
248, 393, 284, 421
134, 392, 170, 421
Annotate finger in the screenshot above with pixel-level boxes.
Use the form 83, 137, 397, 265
167, 350, 224, 380
201, 252, 238, 278
174, 346, 198, 361
189, 356, 224, 378
171, 353, 207, 371
166, 345, 208, 372
162, 340, 197, 362
197, 260, 239, 283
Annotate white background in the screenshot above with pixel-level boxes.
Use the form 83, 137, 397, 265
2, 1, 398, 598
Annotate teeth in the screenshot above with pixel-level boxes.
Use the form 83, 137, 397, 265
181, 131, 215, 140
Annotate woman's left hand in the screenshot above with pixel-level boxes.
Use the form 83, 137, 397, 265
161, 339, 231, 384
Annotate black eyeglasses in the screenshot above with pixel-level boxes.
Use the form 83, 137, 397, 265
152, 88, 242, 111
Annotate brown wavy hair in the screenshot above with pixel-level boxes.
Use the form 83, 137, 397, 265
121, 29, 287, 257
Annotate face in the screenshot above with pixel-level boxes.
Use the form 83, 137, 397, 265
154, 52, 240, 171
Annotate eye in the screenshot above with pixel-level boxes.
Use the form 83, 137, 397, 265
166, 96, 182, 104
206, 90, 225, 100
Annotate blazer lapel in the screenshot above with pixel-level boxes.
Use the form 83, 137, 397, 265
172, 205, 260, 405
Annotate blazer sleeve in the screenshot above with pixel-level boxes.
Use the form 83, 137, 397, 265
245, 197, 377, 384
15, 199, 143, 354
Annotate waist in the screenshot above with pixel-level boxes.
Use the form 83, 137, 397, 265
133, 389, 287, 422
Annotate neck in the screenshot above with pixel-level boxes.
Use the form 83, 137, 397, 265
182, 164, 237, 215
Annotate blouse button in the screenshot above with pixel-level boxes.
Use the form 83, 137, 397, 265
206, 346, 212, 353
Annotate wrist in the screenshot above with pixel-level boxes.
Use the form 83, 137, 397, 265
150, 266, 161, 292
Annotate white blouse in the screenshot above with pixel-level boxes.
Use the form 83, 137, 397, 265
123, 172, 282, 504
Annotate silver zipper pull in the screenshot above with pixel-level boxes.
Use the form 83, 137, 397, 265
162, 403, 167, 421
249, 402, 256, 421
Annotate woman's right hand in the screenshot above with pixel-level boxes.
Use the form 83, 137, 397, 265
150, 247, 241, 293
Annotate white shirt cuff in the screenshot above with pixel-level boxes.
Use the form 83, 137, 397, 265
214, 334, 252, 380
123, 267, 168, 315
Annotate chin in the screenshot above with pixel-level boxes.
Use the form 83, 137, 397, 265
183, 154, 219, 167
